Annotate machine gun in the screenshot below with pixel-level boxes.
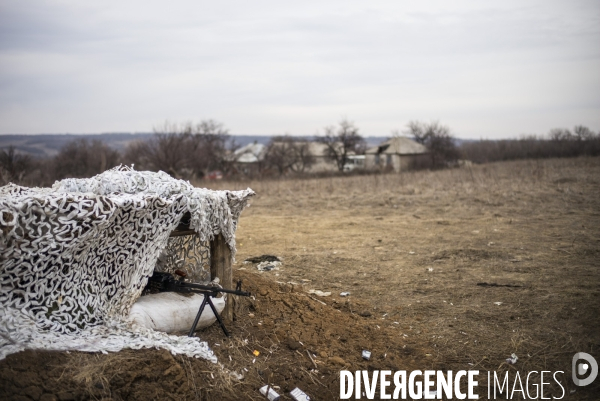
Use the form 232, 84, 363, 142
145, 270, 251, 337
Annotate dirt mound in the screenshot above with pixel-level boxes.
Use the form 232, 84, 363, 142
0, 270, 430, 400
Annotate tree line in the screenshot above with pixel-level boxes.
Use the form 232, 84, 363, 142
460, 126, 600, 163
1, 120, 598, 187
0, 119, 372, 186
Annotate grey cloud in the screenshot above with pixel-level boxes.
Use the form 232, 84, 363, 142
0, 0, 598, 137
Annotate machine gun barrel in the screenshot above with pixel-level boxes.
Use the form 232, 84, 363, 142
171, 281, 251, 297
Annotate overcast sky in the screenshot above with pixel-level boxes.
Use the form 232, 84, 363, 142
0, 0, 598, 139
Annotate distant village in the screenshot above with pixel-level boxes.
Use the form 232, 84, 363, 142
1, 119, 598, 186
0, 120, 455, 185
230, 136, 430, 177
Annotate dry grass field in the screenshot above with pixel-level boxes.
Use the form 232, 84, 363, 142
215, 156, 600, 398
1, 157, 598, 400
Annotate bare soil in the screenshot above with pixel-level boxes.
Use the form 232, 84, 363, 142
1, 157, 599, 400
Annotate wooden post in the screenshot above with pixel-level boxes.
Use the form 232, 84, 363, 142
210, 233, 232, 322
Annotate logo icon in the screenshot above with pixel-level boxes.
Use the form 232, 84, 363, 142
572, 352, 598, 386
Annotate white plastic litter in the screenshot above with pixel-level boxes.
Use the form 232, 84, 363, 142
256, 261, 282, 271
129, 292, 225, 333
260, 385, 281, 401
308, 290, 331, 297
0, 166, 253, 361
506, 353, 518, 364
290, 387, 311, 401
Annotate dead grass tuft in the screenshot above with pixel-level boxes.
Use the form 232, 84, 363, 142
64, 351, 143, 399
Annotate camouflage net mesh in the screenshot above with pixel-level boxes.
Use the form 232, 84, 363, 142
157, 235, 211, 284
0, 166, 254, 361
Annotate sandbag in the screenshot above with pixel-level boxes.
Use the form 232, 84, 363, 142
129, 292, 225, 333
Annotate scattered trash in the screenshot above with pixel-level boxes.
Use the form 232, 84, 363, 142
340, 292, 350, 297
260, 385, 281, 401
308, 289, 331, 297
494, 302, 503, 306
362, 350, 371, 360
230, 371, 244, 381
246, 255, 281, 263
506, 353, 518, 364
256, 261, 282, 271
290, 387, 311, 401
427, 267, 434, 272
409, 251, 415, 255
253, 350, 260, 357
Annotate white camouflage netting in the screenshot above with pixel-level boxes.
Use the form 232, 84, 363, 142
0, 166, 254, 362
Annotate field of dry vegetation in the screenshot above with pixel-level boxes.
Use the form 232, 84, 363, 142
1, 157, 598, 400
215, 157, 600, 398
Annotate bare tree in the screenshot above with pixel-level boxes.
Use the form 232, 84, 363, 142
264, 136, 315, 175
406, 121, 459, 168
316, 119, 365, 172
124, 122, 192, 177
0, 146, 33, 184
573, 125, 596, 141
189, 120, 233, 176
123, 120, 233, 179
289, 139, 315, 173
53, 139, 120, 179
548, 128, 573, 141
